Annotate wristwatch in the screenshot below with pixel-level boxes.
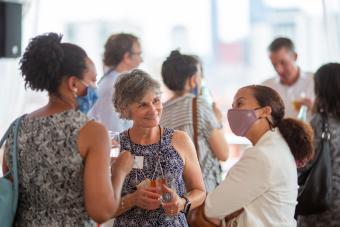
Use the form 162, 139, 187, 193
181, 196, 191, 215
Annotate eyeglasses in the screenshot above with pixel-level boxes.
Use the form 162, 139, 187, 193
129, 51, 143, 57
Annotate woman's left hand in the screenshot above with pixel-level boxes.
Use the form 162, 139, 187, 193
160, 184, 185, 216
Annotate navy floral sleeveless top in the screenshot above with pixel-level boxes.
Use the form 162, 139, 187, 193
113, 128, 188, 227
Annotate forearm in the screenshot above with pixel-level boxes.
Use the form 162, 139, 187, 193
110, 167, 130, 214
208, 129, 229, 161
185, 189, 206, 211
113, 193, 135, 217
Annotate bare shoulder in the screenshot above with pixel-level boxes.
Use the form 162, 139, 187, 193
79, 120, 109, 145
172, 130, 196, 160
172, 130, 192, 145
81, 120, 107, 133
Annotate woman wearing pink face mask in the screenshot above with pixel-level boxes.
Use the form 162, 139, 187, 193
204, 85, 314, 227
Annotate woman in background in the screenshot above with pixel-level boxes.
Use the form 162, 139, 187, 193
298, 63, 340, 227
160, 50, 229, 192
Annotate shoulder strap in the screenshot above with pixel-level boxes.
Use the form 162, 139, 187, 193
1, 115, 25, 214
192, 97, 199, 160
321, 112, 330, 141
0, 122, 15, 150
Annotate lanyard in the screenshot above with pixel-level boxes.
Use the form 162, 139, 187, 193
127, 125, 164, 181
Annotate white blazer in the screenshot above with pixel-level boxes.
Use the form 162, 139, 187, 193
205, 129, 298, 227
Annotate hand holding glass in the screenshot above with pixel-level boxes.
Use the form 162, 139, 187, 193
157, 177, 176, 203
292, 92, 306, 111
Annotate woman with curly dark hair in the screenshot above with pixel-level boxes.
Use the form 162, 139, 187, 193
204, 85, 314, 227
298, 63, 340, 227
2, 33, 133, 226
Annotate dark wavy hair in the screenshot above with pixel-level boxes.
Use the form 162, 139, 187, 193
19, 32, 88, 94
103, 33, 138, 68
246, 85, 314, 164
313, 63, 340, 119
161, 50, 200, 91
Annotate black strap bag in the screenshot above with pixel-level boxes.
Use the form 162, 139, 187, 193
295, 114, 332, 216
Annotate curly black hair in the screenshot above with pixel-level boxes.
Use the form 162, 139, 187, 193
19, 32, 88, 94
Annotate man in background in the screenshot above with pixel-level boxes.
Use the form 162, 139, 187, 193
262, 37, 314, 119
88, 33, 143, 132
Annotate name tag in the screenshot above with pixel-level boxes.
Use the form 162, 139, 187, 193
133, 156, 144, 169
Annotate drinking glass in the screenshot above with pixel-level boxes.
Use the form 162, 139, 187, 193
292, 92, 306, 112
157, 176, 177, 222
159, 177, 176, 203
108, 131, 120, 158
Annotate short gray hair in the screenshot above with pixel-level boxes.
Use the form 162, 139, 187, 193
113, 69, 161, 119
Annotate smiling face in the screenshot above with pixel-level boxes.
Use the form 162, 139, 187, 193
127, 89, 162, 128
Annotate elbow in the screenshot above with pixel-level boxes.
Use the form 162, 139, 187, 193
86, 202, 118, 224
204, 194, 218, 218
216, 151, 228, 161
204, 200, 214, 218
218, 153, 228, 162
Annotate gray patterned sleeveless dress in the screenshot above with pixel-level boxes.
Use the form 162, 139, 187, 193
4, 110, 93, 226
113, 127, 188, 227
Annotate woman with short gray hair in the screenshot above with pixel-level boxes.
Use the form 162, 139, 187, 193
112, 69, 206, 227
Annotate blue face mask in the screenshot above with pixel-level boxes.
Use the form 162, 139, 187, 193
76, 82, 98, 114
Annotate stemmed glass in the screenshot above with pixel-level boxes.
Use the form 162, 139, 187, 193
108, 131, 120, 169
108, 131, 120, 158
157, 174, 177, 222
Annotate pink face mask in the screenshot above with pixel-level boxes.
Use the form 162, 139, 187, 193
227, 108, 261, 136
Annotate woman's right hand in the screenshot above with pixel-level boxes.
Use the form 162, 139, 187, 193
111, 150, 134, 175
132, 187, 161, 210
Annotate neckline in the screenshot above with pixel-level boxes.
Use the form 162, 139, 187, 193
127, 125, 164, 181
127, 125, 162, 147
26, 109, 77, 120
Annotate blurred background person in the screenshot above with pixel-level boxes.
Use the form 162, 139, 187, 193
262, 37, 314, 119
298, 63, 340, 227
2, 33, 133, 225
205, 85, 314, 226
88, 33, 143, 132
111, 69, 205, 226
160, 50, 229, 192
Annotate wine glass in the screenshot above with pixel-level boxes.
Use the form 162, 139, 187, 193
157, 175, 177, 222
108, 131, 120, 158
159, 177, 176, 203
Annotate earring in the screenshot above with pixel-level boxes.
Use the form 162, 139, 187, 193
73, 88, 78, 97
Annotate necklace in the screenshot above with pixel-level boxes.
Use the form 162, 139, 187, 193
127, 125, 164, 184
